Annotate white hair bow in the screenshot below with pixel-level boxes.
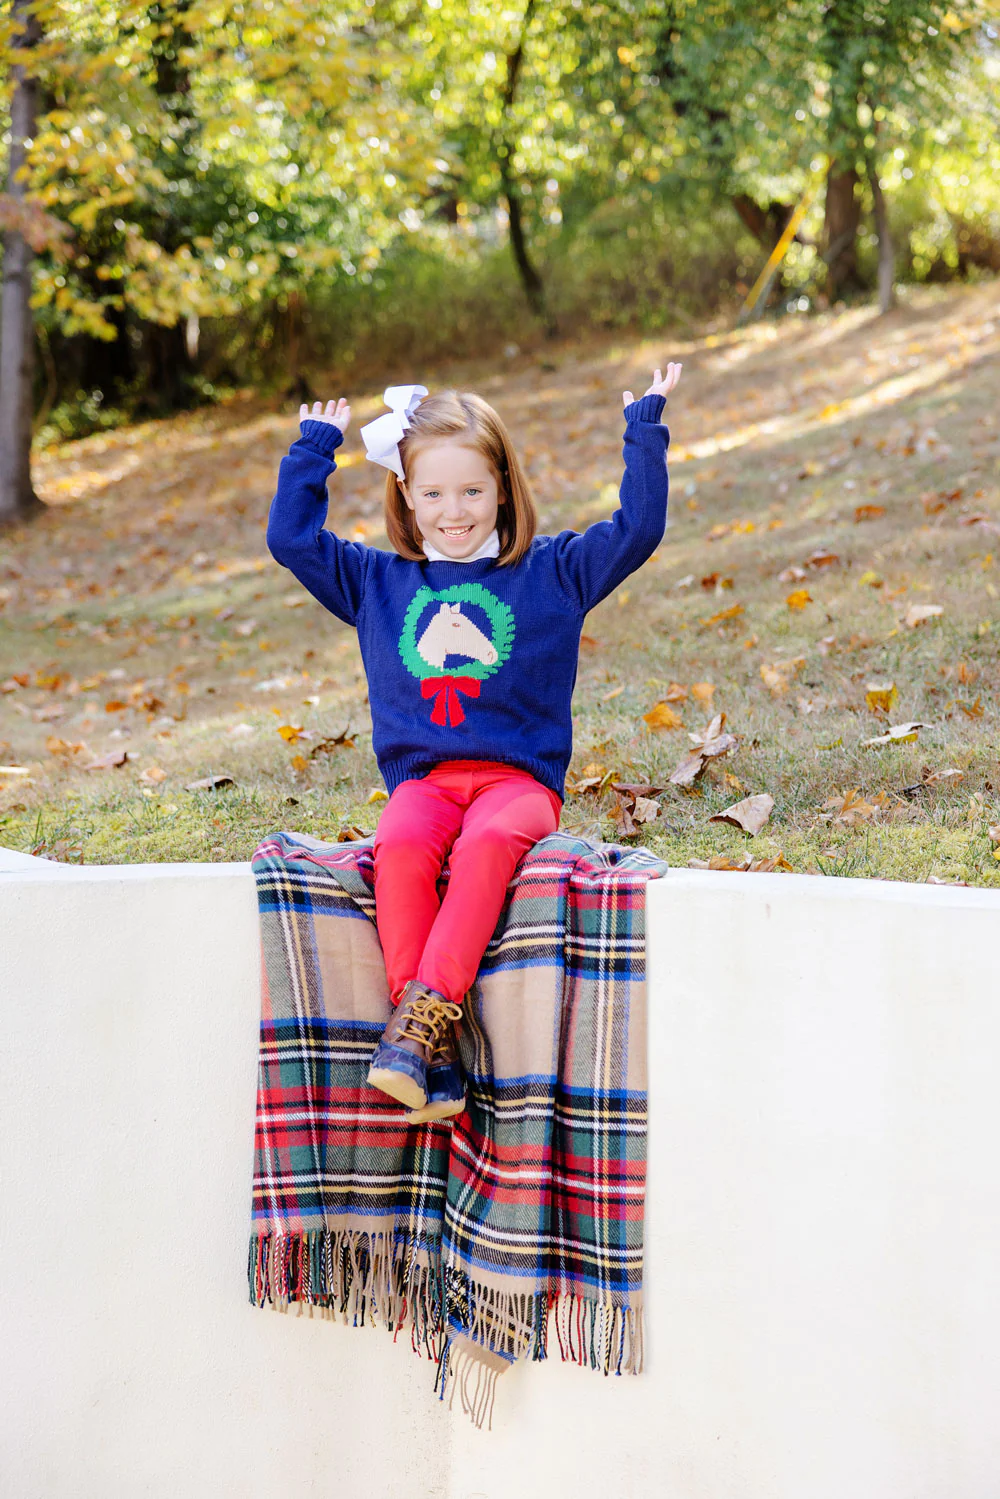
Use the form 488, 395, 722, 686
359, 384, 429, 481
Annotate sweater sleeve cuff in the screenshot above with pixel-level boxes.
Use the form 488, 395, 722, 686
297, 419, 345, 459
624, 393, 667, 426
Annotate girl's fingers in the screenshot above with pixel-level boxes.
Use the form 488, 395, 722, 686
299, 403, 309, 420
623, 390, 634, 407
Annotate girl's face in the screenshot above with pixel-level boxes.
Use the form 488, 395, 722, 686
400, 440, 502, 559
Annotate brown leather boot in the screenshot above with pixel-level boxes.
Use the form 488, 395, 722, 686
367, 980, 463, 1109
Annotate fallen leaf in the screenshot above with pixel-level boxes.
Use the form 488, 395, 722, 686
139, 765, 167, 785
862, 721, 930, 746
227, 722, 255, 738
337, 824, 370, 842
820, 788, 885, 825
804, 548, 840, 570
778, 564, 807, 583
988, 823, 1000, 846
854, 504, 885, 522
84, 751, 131, 771
701, 603, 745, 627
904, 604, 943, 628
709, 792, 775, 835
277, 724, 305, 743
310, 727, 356, 755
0, 765, 32, 776
601, 684, 625, 701
234, 619, 258, 636
290, 754, 309, 772
689, 852, 792, 873
185, 774, 235, 790
865, 681, 898, 713
955, 696, 984, 719
367, 787, 389, 803
643, 701, 684, 731
663, 682, 688, 701
817, 636, 838, 655
786, 588, 812, 610
760, 658, 805, 696
670, 712, 739, 785
690, 681, 716, 704
858, 570, 883, 588
632, 795, 660, 824
45, 736, 87, 759
580, 634, 600, 650
33, 704, 65, 722
104, 699, 128, 713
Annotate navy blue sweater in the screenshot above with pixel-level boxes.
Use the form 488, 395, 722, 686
266, 392, 669, 799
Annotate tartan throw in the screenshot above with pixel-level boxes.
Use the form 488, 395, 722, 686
248, 828, 667, 1427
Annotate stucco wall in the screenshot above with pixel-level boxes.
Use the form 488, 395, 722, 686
2, 849, 999, 1498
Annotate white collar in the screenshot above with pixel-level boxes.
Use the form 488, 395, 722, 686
421, 527, 500, 564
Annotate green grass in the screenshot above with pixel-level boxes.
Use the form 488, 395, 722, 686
2, 281, 999, 883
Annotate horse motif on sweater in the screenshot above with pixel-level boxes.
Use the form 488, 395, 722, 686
399, 583, 515, 727
416, 603, 499, 671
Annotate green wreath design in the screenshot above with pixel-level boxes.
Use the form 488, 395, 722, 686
399, 583, 516, 682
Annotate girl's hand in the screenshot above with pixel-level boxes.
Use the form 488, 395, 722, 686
623, 363, 682, 408
300, 398, 351, 435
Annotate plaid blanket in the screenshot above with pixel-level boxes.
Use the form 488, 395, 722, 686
248, 828, 666, 1426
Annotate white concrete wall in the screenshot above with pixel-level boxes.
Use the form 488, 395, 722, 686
2, 848, 1000, 1499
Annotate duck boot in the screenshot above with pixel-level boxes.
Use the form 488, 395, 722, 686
367, 980, 463, 1110
405, 1022, 467, 1125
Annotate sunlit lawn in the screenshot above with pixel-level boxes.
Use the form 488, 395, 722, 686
2, 280, 999, 884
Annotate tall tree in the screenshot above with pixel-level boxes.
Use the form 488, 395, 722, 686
0, 0, 43, 525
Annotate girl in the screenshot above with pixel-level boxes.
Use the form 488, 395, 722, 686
266, 362, 681, 1123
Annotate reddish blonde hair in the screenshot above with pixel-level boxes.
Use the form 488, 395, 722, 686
383, 389, 537, 566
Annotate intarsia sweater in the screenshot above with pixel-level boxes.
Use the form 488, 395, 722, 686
266, 392, 670, 800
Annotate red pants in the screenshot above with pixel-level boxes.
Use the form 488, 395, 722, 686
373, 760, 562, 1008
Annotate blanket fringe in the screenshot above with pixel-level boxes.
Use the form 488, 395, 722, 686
247, 1229, 443, 1360
248, 1231, 643, 1391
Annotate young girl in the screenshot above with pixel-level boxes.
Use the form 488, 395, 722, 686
266, 362, 681, 1124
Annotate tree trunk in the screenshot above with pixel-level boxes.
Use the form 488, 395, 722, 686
823, 165, 864, 302
0, 0, 43, 526
867, 158, 896, 315
497, 0, 557, 338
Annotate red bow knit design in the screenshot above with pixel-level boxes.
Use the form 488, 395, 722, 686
421, 676, 481, 726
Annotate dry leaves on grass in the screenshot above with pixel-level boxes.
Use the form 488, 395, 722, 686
337, 824, 370, 843
690, 852, 792, 873
854, 504, 885, 523
904, 604, 944, 628
566, 762, 616, 794
987, 825, 1000, 861
862, 721, 930, 746
819, 788, 891, 825
709, 792, 774, 835
779, 548, 840, 583
45, 736, 88, 760
139, 765, 168, 785
185, 774, 235, 791
786, 588, 812, 610
643, 700, 684, 731
700, 603, 745, 628
669, 712, 739, 787
760, 657, 805, 696
865, 681, 898, 713
84, 750, 132, 771
310, 726, 356, 756
611, 782, 663, 838
690, 681, 716, 705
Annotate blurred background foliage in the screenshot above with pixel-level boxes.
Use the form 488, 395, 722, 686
2, 0, 999, 445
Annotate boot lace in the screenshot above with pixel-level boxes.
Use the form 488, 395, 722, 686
396, 993, 463, 1048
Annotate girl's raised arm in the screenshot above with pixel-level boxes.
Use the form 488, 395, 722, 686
266, 399, 371, 627
551, 364, 680, 614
